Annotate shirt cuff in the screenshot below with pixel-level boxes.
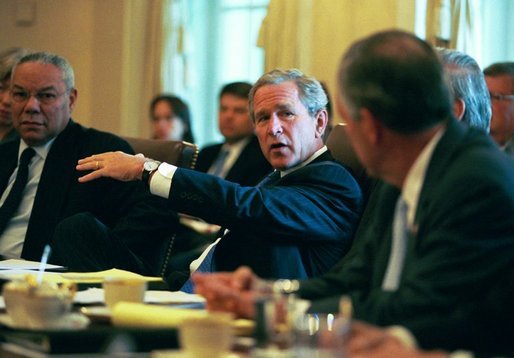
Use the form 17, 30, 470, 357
149, 162, 177, 199
385, 325, 418, 349
448, 351, 474, 358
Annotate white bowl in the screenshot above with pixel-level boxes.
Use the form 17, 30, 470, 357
3, 278, 75, 329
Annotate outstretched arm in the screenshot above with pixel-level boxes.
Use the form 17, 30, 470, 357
76, 151, 147, 183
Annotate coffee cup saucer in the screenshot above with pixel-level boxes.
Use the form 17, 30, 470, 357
0, 312, 90, 331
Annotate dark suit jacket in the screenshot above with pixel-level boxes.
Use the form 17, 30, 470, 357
0, 120, 178, 274
195, 135, 272, 186
300, 119, 514, 355
167, 151, 363, 280
0, 128, 18, 144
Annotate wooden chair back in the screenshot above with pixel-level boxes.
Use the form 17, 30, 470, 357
122, 136, 198, 169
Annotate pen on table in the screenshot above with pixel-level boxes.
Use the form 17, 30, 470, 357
37, 244, 52, 284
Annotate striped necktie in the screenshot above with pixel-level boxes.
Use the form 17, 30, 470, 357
210, 148, 230, 178
0, 148, 36, 236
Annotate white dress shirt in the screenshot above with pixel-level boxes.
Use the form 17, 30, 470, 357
0, 139, 55, 258
401, 129, 444, 229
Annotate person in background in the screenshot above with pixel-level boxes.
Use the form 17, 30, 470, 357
483, 62, 514, 157
438, 48, 491, 132
195, 82, 272, 186
149, 94, 195, 143
0, 51, 178, 274
193, 30, 514, 356
75, 69, 364, 291
0, 47, 29, 143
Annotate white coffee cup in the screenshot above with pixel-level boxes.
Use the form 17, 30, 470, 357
179, 312, 234, 357
102, 277, 147, 309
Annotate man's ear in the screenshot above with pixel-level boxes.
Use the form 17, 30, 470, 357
453, 98, 466, 121
358, 108, 383, 145
314, 109, 328, 138
68, 88, 78, 112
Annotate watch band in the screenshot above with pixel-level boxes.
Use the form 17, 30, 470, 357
142, 161, 161, 186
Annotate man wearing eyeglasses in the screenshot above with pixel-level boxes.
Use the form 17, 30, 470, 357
0, 52, 177, 274
483, 62, 514, 158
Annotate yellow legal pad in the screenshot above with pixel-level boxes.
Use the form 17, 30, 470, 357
60, 268, 162, 284
111, 302, 254, 335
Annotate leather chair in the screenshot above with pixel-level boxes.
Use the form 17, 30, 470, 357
122, 136, 199, 277
122, 136, 198, 170
326, 123, 374, 200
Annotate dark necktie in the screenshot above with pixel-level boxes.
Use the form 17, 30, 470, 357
0, 148, 36, 236
210, 148, 230, 178
180, 170, 281, 293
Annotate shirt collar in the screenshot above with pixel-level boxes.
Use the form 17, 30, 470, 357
280, 145, 328, 178
502, 136, 514, 153
19, 138, 56, 161
220, 136, 251, 154
402, 129, 444, 227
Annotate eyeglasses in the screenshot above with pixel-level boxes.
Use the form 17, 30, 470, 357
10, 89, 66, 105
489, 92, 514, 102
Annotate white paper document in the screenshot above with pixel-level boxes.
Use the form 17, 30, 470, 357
74, 287, 206, 305
0, 259, 64, 270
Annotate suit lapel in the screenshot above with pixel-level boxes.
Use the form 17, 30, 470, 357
414, 119, 466, 227
225, 136, 259, 183
197, 144, 222, 173
0, 140, 20, 196
22, 121, 81, 259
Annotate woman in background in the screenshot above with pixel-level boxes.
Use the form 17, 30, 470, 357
150, 94, 195, 143
0, 47, 29, 143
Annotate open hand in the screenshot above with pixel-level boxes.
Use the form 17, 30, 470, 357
76, 151, 147, 183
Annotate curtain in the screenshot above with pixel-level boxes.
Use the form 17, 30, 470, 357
138, 0, 166, 137
257, 0, 313, 72
426, 0, 483, 63
143, 0, 165, 95
161, 0, 190, 96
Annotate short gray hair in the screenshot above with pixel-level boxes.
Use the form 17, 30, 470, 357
249, 68, 327, 121
438, 48, 491, 132
13, 51, 75, 91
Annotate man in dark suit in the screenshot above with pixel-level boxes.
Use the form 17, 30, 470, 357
192, 31, 514, 356
195, 82, 271, 185
76, 69, 364, 286
0, 51, 177, 274
170, 82, 272, 272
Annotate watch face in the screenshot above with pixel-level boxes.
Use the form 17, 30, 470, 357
144, 161, 159, 171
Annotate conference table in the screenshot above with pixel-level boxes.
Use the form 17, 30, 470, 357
0, 264, 202, 356
0, 262, 335, 357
